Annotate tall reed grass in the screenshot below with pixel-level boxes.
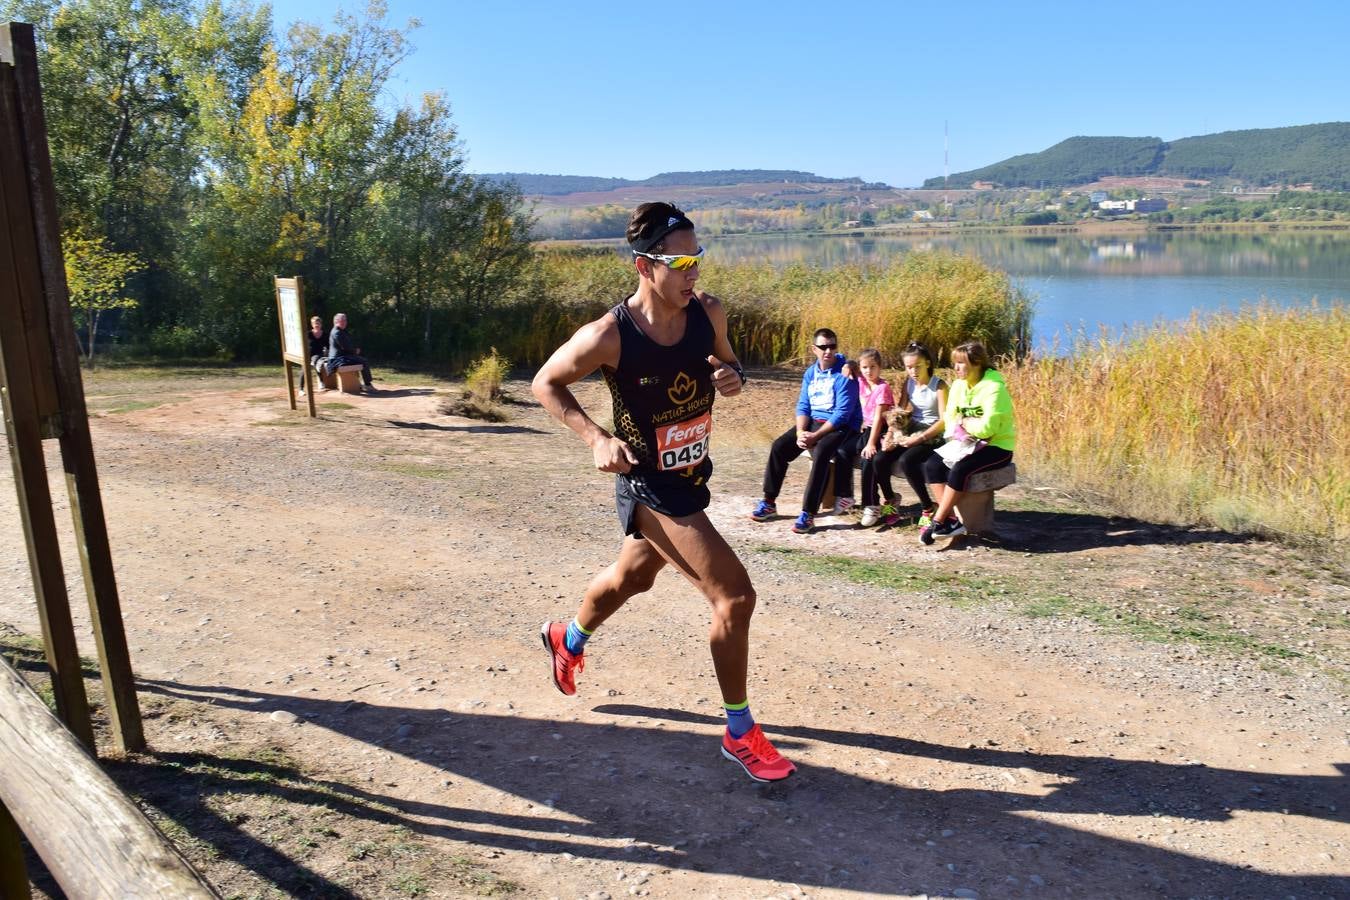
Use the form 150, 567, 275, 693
497, 247, 1030, 367
1003, 303, 1349, 541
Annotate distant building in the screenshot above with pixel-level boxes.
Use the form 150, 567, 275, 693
1097, 198, 1168, 213
1044, 203, 1062, 211
912, 209, 934, 221
1090, 191, 1108, 204
971, 180, 998, 190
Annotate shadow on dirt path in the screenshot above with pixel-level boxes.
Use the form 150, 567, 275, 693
138, 679, 1350, 898
977, 510, 1252, 554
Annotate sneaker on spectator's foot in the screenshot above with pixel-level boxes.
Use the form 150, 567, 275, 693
917, 507, 936, 528
750, 499, 777, 522
539, 621, 584, 696
932, 517, 967, 540
880, 504, 903, 527
791, 511, 814, 534
721, 725, 797, 782
363, 383, 377, 394
832, 496, 857, 515
859, 505, 881, 527
920, 517, 966, 545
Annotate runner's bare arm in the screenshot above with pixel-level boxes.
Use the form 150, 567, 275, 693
696, 291, 744, 397
531, 316, 638, 473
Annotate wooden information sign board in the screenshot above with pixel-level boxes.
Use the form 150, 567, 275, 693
274, 276, 316, 418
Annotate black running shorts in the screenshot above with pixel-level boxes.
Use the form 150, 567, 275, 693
614, 459, 713, 538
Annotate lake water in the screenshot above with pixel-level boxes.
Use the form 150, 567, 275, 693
711, 230, 1350, 349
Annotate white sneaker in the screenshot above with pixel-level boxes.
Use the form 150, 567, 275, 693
833, 497, 856, 515
860, 505, 880, 527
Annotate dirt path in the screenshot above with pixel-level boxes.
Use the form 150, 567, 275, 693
1, 369, 1346, 899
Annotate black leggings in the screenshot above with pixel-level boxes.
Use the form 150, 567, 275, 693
922, 444, 1014, 491
865, 440, 940, 508
762, 425, 853, 513
834, 428, 878, 501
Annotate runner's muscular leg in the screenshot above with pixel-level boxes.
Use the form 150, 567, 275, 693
631, 505, 755, 704
576, 535, 667, 632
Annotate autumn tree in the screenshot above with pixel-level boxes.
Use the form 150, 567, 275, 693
63, 228, 143, 365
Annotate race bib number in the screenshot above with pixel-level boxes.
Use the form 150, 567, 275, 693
656, 412, 712, 471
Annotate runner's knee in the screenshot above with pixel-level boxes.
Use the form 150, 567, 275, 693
617, 565, 660, 595
710, 586, 756, 627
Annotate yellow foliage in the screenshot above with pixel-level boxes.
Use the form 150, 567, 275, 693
466, 347, 510, 403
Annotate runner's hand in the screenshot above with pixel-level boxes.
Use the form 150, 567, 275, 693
593, 436, 639, 473
706, 355, 742, 397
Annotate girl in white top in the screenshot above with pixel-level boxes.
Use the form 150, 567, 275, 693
888, 342, 949, 525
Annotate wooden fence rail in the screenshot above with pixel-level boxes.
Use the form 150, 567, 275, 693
0, 657, 219, 898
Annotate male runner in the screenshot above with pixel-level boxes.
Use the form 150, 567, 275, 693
532, 202, 796, 782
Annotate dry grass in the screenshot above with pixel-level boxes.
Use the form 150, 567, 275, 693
1004, 303, 1349, 542
505, 248, 1030, 367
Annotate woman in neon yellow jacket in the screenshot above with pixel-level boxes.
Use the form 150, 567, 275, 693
918, 340, 1015, 544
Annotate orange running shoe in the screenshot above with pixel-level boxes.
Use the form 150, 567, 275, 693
540, 621, 584, 696
721, 724, 797, 782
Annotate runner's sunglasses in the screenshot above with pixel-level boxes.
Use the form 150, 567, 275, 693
633, 247, 706, 271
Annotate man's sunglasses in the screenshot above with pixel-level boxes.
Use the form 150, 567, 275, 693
633, 247, 705, 271
814, 343, 837, 352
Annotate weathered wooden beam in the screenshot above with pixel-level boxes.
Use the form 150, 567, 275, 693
3, 21, 144, 752
0, 55, 94, 752
0, 658, 219, 898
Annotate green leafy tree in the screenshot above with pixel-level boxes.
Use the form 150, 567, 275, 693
63, 227, 143, 365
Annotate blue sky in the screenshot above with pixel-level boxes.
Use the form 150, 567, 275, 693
266, 0, 1350, 187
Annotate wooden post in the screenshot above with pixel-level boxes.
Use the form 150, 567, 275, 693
274, 276, 316, 418
0, 800, 32, 900
0, 658, 220, 898
0, 42, 94, 752
3, 22, 143, 753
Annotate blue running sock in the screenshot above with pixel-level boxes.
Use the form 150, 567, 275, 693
564, 619, 592, 656
724, 700, 754, 738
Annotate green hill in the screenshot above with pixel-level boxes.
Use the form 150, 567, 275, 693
925, 123, 1350, 190
479, 169, 878, 195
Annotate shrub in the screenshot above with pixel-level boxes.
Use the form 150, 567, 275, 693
465, 347, 509, 403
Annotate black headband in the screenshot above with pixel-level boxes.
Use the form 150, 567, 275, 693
629, 212, 694, 253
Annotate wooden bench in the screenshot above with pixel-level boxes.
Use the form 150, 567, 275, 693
952, 463, 1017, 535
817, 454, 1017, 535
316, 362, 336, 391
333, 364, 365, 394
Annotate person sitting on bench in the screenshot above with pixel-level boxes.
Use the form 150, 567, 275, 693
328, 312, 376, 394
301, 315, 328, 393
749, 327, 860, 535
919, 340, 1015, 545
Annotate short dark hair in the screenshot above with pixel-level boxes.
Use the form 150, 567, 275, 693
627, 202, 693, 254
813, 328, 837, 344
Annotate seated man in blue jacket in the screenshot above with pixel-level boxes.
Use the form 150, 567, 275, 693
328, 312, 376, 394
750, 328, 861, 534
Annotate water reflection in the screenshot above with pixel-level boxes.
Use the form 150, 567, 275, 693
713, 231, 1350, 279
710, 231, 1349, 347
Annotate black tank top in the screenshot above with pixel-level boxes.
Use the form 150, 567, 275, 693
602, 296, 716, 475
